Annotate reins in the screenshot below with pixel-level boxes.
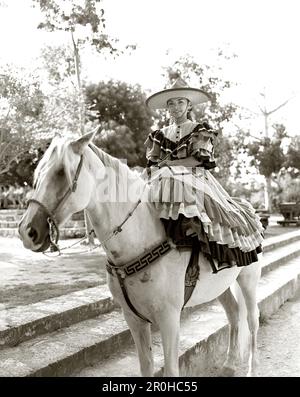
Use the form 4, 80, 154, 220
27, 126, 200, 256
94, 128, 200, 247
26, 126, 202, 323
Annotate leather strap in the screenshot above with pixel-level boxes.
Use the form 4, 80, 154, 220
106, 240, 172, 323
116, 271, 151, 323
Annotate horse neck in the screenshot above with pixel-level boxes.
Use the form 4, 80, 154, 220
85, 146, 166, 264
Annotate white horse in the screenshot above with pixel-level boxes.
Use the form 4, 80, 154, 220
18, 131, 262, 377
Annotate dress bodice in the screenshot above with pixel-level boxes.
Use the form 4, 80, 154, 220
144, 120, 218, 169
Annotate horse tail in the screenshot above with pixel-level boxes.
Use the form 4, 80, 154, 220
231, 281, 250, 361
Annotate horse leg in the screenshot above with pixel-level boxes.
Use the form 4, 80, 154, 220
218, 287, 240, 376
123, 310, 154, 377
157, 309, 181, 376
237, 263, 261, 377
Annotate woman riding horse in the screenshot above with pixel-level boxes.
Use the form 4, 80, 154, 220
18, 80, 263, 377
144, 78, 264, 273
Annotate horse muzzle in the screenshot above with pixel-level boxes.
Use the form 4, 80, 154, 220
18, 209, 51, 252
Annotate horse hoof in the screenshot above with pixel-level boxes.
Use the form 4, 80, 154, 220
220, 366, 236, 377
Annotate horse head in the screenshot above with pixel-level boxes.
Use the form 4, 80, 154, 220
18, 130, 98, 252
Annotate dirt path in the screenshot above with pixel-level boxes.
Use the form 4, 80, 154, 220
254, 287, 300, 377
205, 288, 300, 377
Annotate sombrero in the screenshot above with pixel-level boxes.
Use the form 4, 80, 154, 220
146, 78, 211, 110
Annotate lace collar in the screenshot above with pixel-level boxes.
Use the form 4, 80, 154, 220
161, 120, 198, 143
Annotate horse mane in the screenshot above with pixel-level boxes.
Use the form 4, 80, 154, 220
34, 137, 141, 190
88, 143, 136, 181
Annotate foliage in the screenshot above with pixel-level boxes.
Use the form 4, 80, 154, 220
211, 134, 235, 189
2, 143, 49, 186
40, 45, 76, 85
247, 124, 287, 178
85, 80, 153, 167
0, 66, 48, 184
37, 45, 82, 136
285, 135, 300, 173
32, 0, 118, 53
33, 0, 136, 58
162, 51, 238, 128
33, 0, 136, 138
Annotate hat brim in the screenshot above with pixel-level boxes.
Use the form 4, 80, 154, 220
146, 87, 211, 110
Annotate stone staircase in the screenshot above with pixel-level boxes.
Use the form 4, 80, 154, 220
0, 230, 300, 377
0, 209, 86, 239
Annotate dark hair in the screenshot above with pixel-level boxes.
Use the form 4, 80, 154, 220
167, 98, 195, 124
186, 100, 195, 121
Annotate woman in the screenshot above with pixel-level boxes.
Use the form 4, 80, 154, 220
144, 78, 264, 273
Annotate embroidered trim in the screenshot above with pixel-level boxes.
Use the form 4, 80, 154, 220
106, 240, 172, 277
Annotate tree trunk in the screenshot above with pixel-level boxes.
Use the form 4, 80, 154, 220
71, 31, 94, 245
71, 31, 85, 136
265, 176, 273, 212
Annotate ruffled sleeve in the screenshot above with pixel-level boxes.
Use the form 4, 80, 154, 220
188, 122, 218, 169
144, 130, 162, 166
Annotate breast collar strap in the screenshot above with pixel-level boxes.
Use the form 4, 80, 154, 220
106, 240, 172, 323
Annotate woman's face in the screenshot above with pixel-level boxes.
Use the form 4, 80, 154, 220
167, 97, 190, 120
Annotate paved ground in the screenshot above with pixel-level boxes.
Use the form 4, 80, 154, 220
0, 215, 298, 310
0, 237, 107, 310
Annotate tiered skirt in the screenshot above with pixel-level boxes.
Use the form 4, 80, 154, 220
147, 166, 264, 270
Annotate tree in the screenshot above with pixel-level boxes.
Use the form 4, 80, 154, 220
33, 0, 135, 135
248, 124, 287, 178
271, 135, 300, 206
240, 88, 296, 211
37, 44, 82, 137
0, 66, 47, 184
247, 123, 287, 209
85, 80, 153, 167
33, 0, 136, 243
257, 91, 296, 210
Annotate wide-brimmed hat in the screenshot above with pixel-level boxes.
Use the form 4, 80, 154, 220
146, 78, 211, 110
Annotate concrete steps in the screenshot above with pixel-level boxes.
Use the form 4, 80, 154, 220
0, 231, 299, 377
0, 210, 86, 239
1, 231, 299, 349
0, 220, 85, 229
0, 285, 116, 349
0, 227, 86, 239
76, 257, 300, 378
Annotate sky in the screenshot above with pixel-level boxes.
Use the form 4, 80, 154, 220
0, 0, 300, 135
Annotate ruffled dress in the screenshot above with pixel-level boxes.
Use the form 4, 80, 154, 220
144, 120, 264, 273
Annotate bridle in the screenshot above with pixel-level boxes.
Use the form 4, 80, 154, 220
25, 128, 203, 322
27, 154, 84, 252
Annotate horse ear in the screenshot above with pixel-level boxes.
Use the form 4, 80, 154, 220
70, 127, 100, 154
